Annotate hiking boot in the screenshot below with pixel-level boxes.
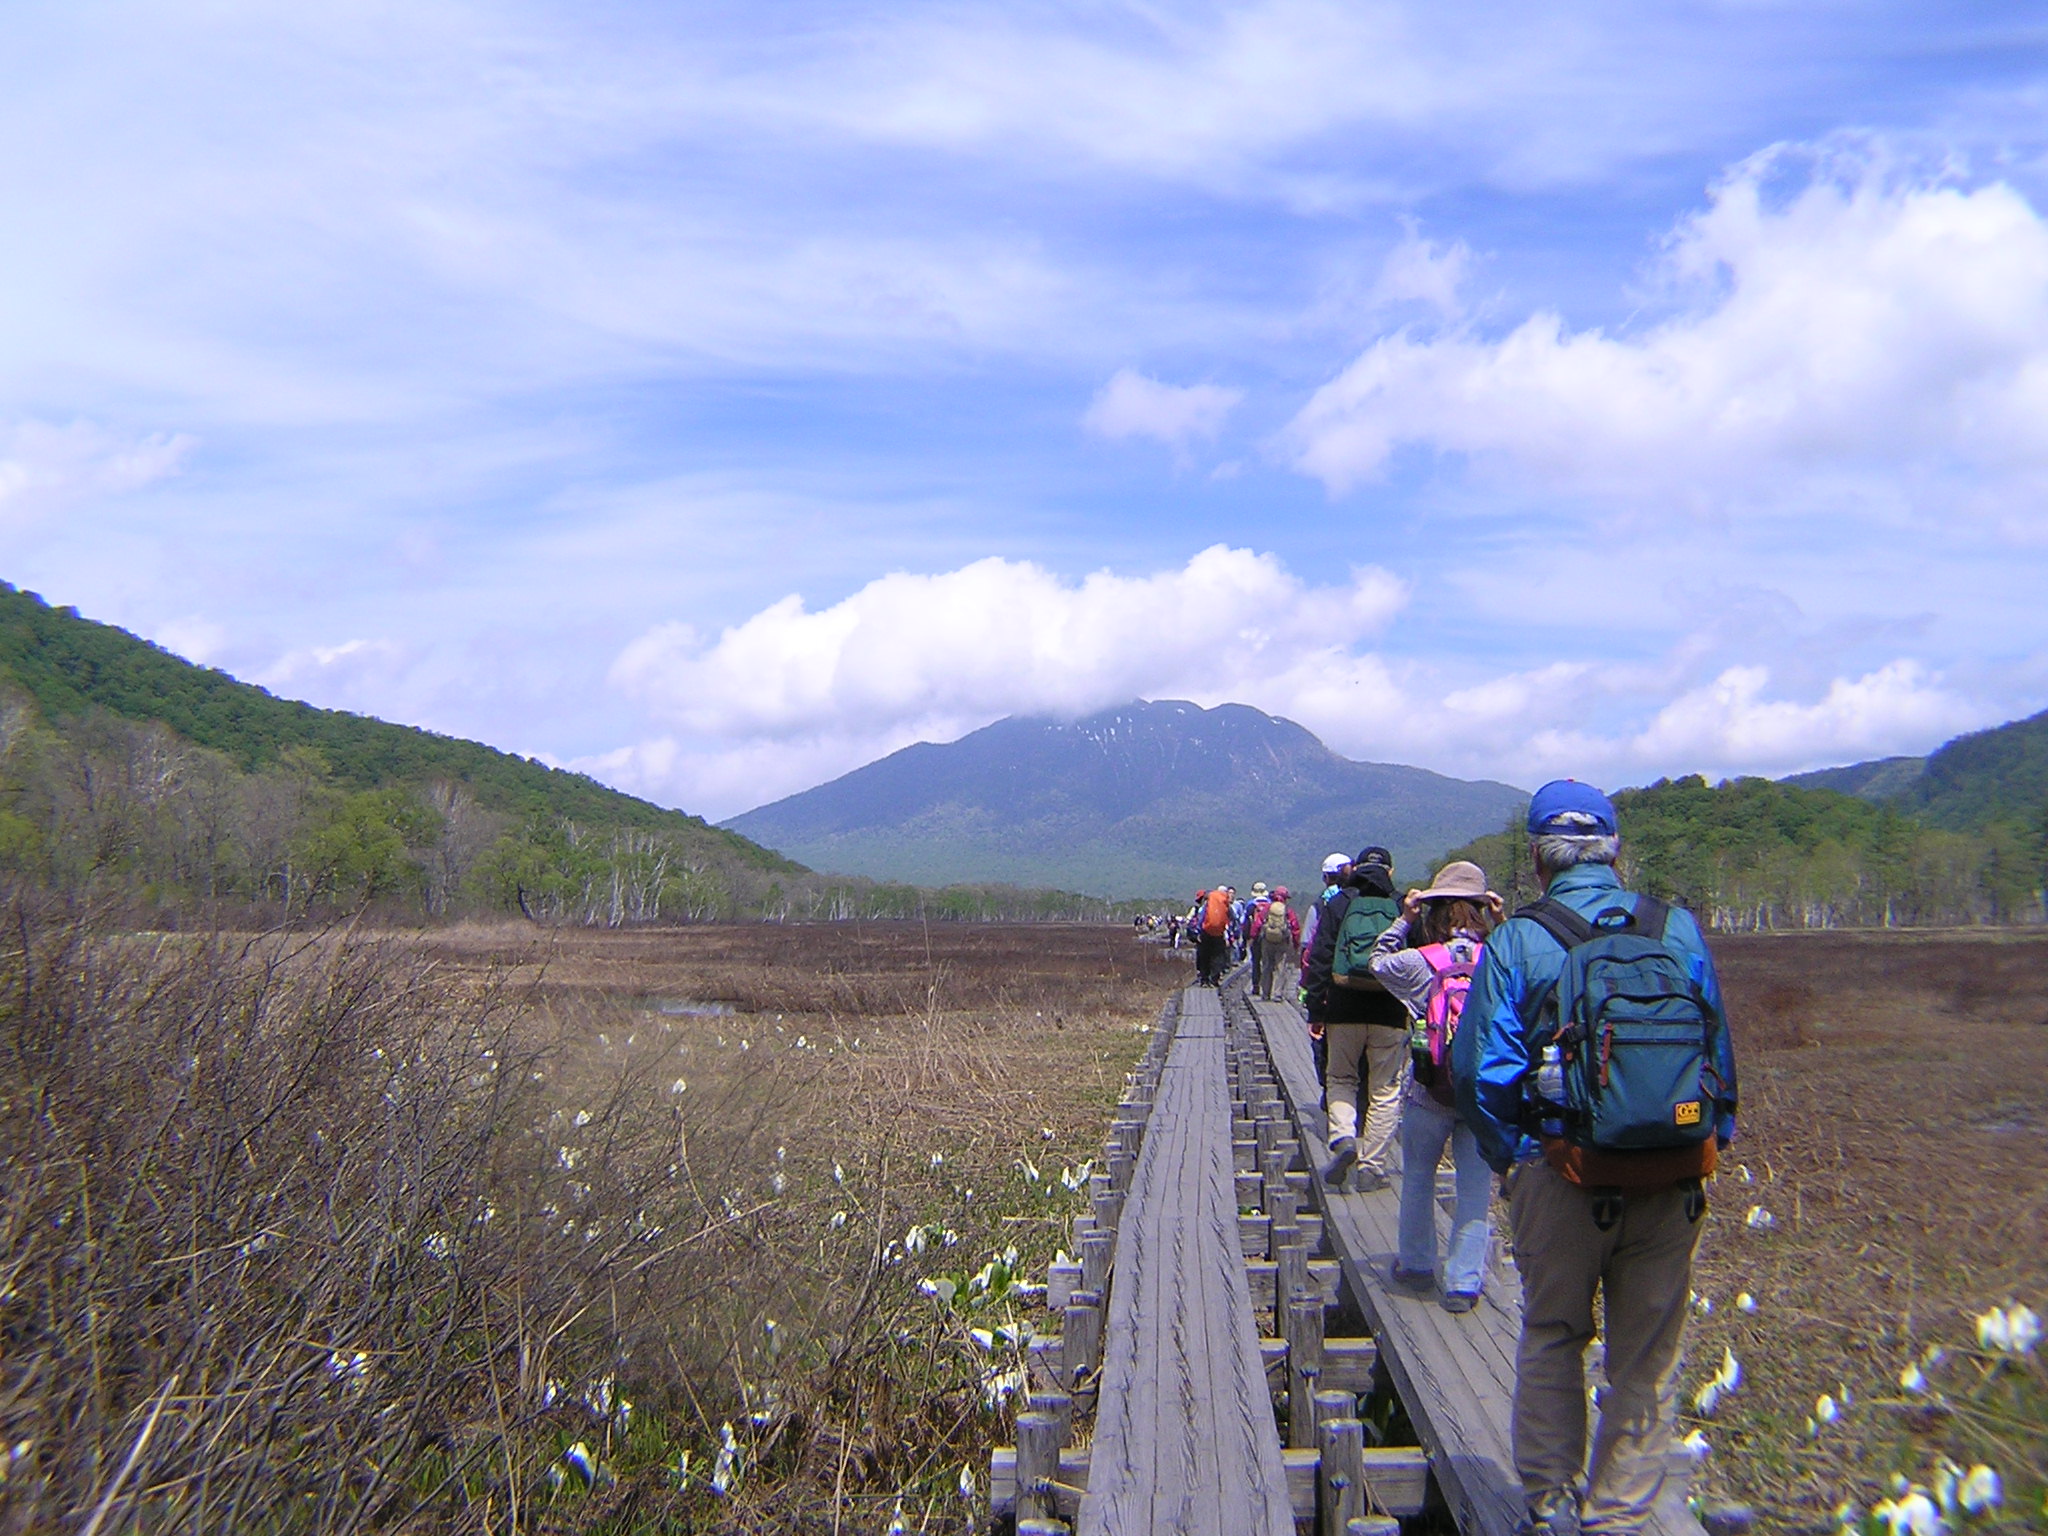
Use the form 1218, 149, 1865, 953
1321, 1137, 1357, 1185
1351, 1169, 1391, 1195
1517, 1492, 1581, 1536
1389, 1261, 1434, 1291
1442, 1291, 1480, 1314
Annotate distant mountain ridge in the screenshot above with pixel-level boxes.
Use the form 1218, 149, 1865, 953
1782, 706, 2048, 829
1782, 755, 1928, 802
724, 701, 1528, 899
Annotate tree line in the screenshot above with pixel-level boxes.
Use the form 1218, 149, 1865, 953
0, 697, 1135, 925
1447, 775, 2048, 931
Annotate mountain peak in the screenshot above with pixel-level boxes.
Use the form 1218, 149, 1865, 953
726, 700, 1525, 899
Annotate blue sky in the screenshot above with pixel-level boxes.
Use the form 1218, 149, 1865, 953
4, 1, 2048, 817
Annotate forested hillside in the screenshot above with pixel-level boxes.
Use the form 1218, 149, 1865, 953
1447, 774, 2047, 930
1902, 706, 2048, 831
0, 585, 1130, 924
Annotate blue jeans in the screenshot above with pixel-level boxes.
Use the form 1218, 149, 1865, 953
1398, 1092, 1494, 1296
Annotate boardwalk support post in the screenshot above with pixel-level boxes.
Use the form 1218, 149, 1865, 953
1028, 1390, 1074, 1446
1016, 1411, 1062, 1524
1288, 1295, 1325, 1450
1063, 1289, 1104, 1390
1319, 1416, 1366, 1536
1275, 1239, 1309, 1318
1080, 1230, 1113, 1298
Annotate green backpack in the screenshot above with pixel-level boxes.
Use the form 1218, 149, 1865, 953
1330, 894, 1400, 990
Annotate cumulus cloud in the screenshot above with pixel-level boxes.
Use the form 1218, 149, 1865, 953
1282, 650, 1987, 793
1287, 144, 2048, 531
1084, 370, 1244, 449
1624, 660, 1980, 776
613, 545, 1405, 740
592, 539, 2006, 821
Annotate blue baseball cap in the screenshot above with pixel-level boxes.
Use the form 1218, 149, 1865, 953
1526, 779, 1618, 836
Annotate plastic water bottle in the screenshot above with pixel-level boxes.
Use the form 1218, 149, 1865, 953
1536, 1044, 1565, 1107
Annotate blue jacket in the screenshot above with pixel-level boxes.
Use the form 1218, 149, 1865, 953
1454, 862, 1739, 1173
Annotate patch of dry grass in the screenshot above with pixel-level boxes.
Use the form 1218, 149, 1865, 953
1684, 931, 2048, 1534
0, 908, 1174, 1534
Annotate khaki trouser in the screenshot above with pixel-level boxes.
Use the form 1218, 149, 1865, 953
1508, 1161, 1703, 1534
1257, 940, 1294, 999
1323, 1023, 1408, 1177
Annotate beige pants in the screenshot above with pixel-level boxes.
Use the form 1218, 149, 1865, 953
1508, 1161, 1703, 1534
1323, 1023, 1408, 1177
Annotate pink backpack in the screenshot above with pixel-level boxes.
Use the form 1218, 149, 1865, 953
1414, 940, 1480, 1103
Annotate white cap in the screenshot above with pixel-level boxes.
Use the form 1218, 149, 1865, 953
1321, 852, 1348, 876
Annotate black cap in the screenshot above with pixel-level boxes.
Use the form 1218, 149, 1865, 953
1354, 846, 1392, 870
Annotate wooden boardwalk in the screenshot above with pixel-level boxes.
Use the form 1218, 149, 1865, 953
994, 979, 1422, 1535
1077, 985, 1296, 1536
1239, 987, 1707, 1536
992, 965, 1707, 1536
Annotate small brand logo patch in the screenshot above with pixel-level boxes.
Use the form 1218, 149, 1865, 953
1674, 1101, 1703, 1127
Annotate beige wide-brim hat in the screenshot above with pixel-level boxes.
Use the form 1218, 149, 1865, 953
1250, 882, 1269, 896
1413, 860, 1498, 904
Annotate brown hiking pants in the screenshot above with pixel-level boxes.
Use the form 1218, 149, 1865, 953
1508, 1160, 1703, 1533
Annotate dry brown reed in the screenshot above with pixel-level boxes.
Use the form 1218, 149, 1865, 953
0, 906, 1175, 1534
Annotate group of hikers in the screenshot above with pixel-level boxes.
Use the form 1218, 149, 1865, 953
1177, 881, 1302, 992
1185, 780, 1739, 1536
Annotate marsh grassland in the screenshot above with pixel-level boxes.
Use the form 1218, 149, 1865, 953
1, 912, 2041, 1535
1686, 931, 2048, 1533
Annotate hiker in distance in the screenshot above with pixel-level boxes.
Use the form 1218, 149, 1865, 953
1456, 781, 1738, 1536
1302, 845, 1410, 1193
1252, 884, 1299, 1000
1297, 852, 1350, 1083
1245, 881, 1274, 995
1366, 860, 1502, 1313
1190, 885, 1233, 987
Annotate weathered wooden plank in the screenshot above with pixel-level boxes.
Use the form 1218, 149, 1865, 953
1244, 990, 1708, 1536
989, 1447, 1093, 1519
1076, 985, 1296, 1536
990, 1443, 1429, 1522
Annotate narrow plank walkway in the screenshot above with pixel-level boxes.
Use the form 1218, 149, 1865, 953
1240, 986, 1707, 1536
1077, 984, 1296, 1536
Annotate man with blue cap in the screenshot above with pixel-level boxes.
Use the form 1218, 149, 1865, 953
1456, 781, 1739, 1536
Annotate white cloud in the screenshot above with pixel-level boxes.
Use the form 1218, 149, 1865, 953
594, 540, 2009, 820
256, 638, 409, 698
1287, 143, 2048, 533
1368, 228, 1471, 318
1624, 660, 1980, 778
613, 545, 1405, 740
150, 616, 229, 666
0, 419, 192, 526
601, 546, 1406, 813
1083, 370, 1244, 449
1314, 650, 1990, 791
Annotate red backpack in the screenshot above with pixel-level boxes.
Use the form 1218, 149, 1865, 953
1413, 941, 1479, 1105
1203, 888, 1232, 937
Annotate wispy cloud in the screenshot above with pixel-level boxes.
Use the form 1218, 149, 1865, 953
1084, 370, 1244, 451
0, 420, 192, 527
1287, 143, 2048, 538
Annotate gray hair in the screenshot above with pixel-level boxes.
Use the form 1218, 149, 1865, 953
1532, 832, 1620, 871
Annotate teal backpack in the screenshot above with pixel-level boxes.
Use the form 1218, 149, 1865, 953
1517, 895, 1731, 1189
1330, 894, 1400, 990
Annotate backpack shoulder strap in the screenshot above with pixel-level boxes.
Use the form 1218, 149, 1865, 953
1629, 894, 1672, 940
1513, 896, 1596, 953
